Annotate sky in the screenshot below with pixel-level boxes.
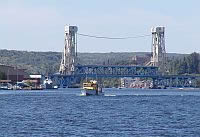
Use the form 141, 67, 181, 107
0, 0, 199, 53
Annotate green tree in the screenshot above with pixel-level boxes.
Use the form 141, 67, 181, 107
189, 52, 200, 73
178, 57, 188, 74
0, 71, 6, 80
169, 52, 200, 75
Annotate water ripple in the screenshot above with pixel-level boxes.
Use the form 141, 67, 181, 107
0, 89, 200, 136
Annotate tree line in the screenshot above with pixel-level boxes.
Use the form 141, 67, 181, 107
0, 49, 199, 76
168, 52, 200, 75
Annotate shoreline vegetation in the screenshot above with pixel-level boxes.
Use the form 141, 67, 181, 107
0, 49, 199, 87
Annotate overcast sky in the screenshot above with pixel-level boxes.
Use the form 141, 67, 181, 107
0, 0, 199, 53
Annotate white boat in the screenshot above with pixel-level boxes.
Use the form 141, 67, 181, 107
0, 83, 12, 90
81, 80, 104, 96
43, 77, 58, 89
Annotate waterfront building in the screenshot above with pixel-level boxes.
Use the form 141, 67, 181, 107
120, 77, 135, 88
23, 75, 43, 87
0, 64, 28, 83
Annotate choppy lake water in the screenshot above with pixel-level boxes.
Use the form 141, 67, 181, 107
1, 88, 200, 136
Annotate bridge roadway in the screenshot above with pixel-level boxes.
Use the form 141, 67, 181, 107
51, 65, 199, 87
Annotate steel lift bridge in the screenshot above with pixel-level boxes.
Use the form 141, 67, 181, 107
51, 25, 198, 88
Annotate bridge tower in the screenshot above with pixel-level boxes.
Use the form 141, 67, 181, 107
149, 26, 166, 73
59, 25, 78, 75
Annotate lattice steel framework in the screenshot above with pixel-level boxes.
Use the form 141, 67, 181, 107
154, 75, 197, 88
52, 65, 159, 87
148, 26, 166, 73
59, 25, 78, 75
74, 65, 158, 78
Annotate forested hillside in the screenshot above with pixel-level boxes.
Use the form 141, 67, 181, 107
0, 49, 61, 75
0, 49, 196, 75
168, 52, 200, 75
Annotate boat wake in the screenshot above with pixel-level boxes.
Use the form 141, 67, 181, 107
78, 93, 86, 96
104, 94, 116, 97
77, 93, 117, 97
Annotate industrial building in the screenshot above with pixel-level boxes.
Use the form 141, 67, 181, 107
0, 64, 28, 83
23, 74, 43, 87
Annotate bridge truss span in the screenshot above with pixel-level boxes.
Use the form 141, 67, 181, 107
74, 65, 158, 78
52, 65, 159, 87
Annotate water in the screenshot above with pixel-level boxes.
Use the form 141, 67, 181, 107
1, 88, 200, 137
